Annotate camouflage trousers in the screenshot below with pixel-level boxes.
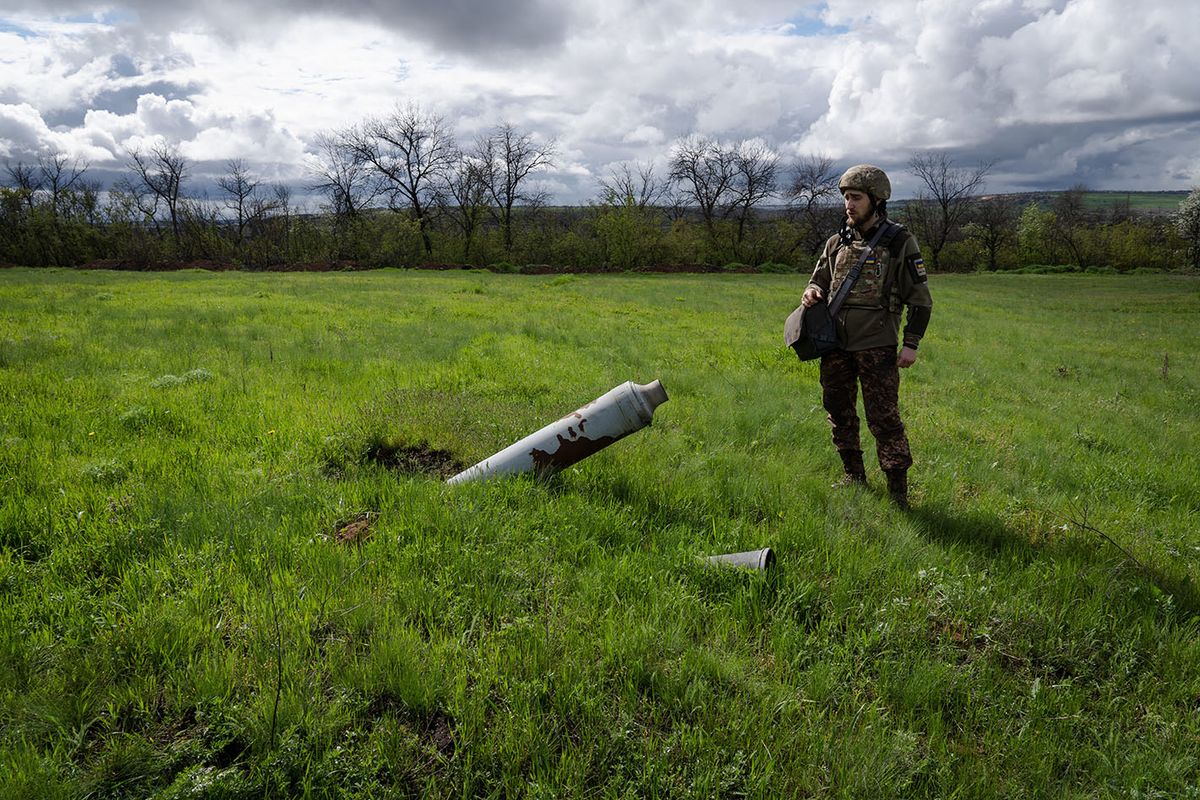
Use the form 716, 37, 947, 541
819, 346, 913, 472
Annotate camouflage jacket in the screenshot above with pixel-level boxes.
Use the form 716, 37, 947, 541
806, 221, 933, 352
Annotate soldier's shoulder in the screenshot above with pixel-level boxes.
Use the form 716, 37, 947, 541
816, 233, 843, 259
886, 224, 918, 257
885, 221, 911, 242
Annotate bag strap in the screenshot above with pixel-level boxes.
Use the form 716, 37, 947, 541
827, 220, 898, 318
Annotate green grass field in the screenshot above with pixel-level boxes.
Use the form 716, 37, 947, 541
2, 267, 1198, 798
1079, 191, 1189, 212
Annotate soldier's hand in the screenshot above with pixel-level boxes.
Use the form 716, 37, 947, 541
898, 346, 918, 368
801, 286, 823, 308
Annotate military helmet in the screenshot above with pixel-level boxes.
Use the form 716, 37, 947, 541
839, 164, 891, 201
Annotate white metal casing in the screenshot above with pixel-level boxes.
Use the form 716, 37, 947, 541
446, 380, 669, 484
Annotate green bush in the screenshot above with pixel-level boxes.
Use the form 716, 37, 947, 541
594, 196, 661, 270
937, 239, 984, 273
371, 215, 425, 268
548, 230, 599, 270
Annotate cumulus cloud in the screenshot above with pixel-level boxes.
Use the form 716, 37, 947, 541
0, 103, 56, 159
798, 0, 1200, 192
0, 0, 1198, 201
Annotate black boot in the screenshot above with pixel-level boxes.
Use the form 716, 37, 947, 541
886, 469, 909, 510
836, 450, 867, 487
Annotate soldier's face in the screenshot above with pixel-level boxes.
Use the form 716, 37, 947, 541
843, 189, 874, 227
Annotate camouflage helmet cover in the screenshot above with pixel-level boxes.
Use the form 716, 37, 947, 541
839, 164, 891, 201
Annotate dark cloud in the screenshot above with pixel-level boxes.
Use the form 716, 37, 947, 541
329, 0, 574, 54
5, 0, 575, 55
896, 110, 1200, 195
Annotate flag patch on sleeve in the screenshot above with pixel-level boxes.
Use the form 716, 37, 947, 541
907, 254, 927, 282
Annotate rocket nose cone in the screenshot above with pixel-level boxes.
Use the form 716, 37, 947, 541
636, 379, 669, 412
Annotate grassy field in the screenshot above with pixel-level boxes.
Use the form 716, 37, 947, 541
1079, 191, 1189, 212
964, 190, 1190, 214
1, 267, 1198, 798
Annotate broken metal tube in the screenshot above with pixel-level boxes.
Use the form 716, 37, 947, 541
446, 380, 669, 485
702, 548, 776, 570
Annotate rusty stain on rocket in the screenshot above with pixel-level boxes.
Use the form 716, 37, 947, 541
530, 433, 620, 472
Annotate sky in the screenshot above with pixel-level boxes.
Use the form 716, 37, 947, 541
1, 0, 1198, 206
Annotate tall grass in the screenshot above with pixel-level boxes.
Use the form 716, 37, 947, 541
1, 267, 1197, 797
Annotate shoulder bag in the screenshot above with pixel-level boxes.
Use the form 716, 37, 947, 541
784, 221, 899, 361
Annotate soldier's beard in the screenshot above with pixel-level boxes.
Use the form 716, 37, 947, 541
849, 203, 878, 231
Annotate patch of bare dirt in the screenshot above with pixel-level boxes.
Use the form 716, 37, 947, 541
422, 711, 456, 759
364, 442, 464, 479
334, 512, 377, 545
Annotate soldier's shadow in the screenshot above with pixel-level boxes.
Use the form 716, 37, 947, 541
903, 501, 1037, 563
903, 496, 1200, 617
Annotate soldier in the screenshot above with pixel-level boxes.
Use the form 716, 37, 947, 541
800, 164, 932, 508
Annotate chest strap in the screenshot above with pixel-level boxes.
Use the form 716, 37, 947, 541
828, 220, 900, 318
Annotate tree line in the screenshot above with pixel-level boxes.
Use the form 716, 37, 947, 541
2, 104, 1198, 273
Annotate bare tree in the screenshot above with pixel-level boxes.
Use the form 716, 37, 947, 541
1053, 184, 1091, 268
727, 140, 780, 260
225, 180, 295, 268
217, 159, 271, 247
348, 103, 457, 256
907, 152, 992, 270
272, 183, 292, 212
58, 178, 102, 224
964, 196, 1019, 271
669, 136, 781, 260
4, 161, 43, 210
109, 175, 157, 225
597, 161, 669, 209
128, 143, 188, 247
436, 150, 490, 261
306, 129, 381, 219
668, 135, 737, 245
477, 123, 556, 253
785, 153, 841, 256
38, 151, 90, 218
306, 129, 383, 261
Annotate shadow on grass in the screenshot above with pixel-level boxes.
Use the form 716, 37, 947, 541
905, 501, 1037, 562
906, 497, 1200, 618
